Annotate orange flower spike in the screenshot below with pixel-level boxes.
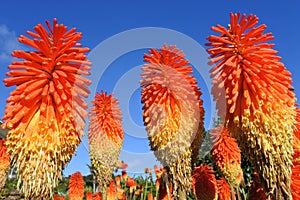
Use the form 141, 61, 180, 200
53, 195, 66, 200
107, 180, 117, 200
126, 177, 137, 193
192, 164, 218, 200
85, 191, 93, 200
53, 194, 60, 200
92, 192, 102, 200
211, 126, 243, 187
88, 91, 124, 187
0, 140, 10, 190
217, 178, 231, 200
147, 193, 154, 200
116, 186, 125, 200
2, 19, 91, 198
68, 171, 84, 200
141, 44, 204, 195
121, 170, 128, 182
206, 12, 296, 199
115, 175, 121, 186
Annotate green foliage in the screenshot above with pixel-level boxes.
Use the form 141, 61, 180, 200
4, 178, 17, 191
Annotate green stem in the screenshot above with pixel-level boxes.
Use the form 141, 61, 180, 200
143, 175, 148, 200
102, 186, 107, 200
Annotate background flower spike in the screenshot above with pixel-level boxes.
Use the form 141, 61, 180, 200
211, 126, 243, 188
88, 91, 124, 198
68, 171, 84, 200
141, 44, 204, 197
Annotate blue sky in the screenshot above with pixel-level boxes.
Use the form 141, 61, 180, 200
0, 1, 299, 177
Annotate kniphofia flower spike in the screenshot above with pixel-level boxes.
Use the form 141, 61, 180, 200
88, 91, 124, 196
141, 44, 204, 196
206, 12, 296, 199
68, 171, 84, 200
2, 18, 91, 198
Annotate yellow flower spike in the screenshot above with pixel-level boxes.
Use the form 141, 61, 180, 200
141, 44, 204, 196
88, 91, 124, 192
206, 12, 296, 199
2, 19, 91, 199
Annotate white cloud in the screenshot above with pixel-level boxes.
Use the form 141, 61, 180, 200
0, 24, 24, 63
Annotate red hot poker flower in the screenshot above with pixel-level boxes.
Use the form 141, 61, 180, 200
2, 18, 91, 198
206, 12, 296, 199
141, 44, 204, 195
192, 164, 218, 200
211, 126, 243, 187
88, 91, 124, 188
68, 171, 84, 200
217, 178, 231, 200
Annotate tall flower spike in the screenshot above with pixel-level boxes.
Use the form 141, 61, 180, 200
0, 140, 10, 190
141, 44, 204, 196
88, 91, 124, 194
68, 171, 84, 200
206, 12, 296, 199
2, 19, 91, 198
211, 126, 243, 187
192, 164, 218, 200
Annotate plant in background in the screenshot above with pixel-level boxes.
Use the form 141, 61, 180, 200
86, 191, 93, 200
206, 12, 296, 199
93, 192, 102, 200
153, 165, 173, 199
68, 171, 84, 200
192, 164, 218, 200
141, 44, 204, 198
107, 180, 117, 200
53, 194, 65, 200
0, 140, 10, 190
88, 91, 124, 198
2, 18, 91, 199
211, 126, 243, 188
248, 172, 267, 200
216, 178, 231, 200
